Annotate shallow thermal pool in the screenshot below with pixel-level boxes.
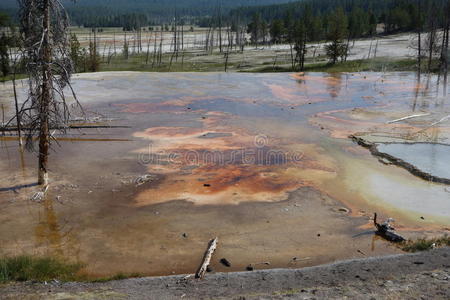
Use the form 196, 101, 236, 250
0, 71, 449, 277
377, 143, 450, 180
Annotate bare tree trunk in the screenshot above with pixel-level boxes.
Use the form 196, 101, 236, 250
345, 35, 351, 62
9, 46, 22, 147
289, 43, 295, 70
374, 39, 379, 58
219, 5, 223, 53
13, 66, 22, 147
427, 27, 436, 72
181, 22, 184, 50
113, 31, 116, 55
224, 51, 229, 72
152, 30, 158, 68
39, 0, 51, 186
102, 38, 107, 62
158, 29, 163, 66
417, 0, 422, 79
444, 20, 449, 96
146, 31, 151, 64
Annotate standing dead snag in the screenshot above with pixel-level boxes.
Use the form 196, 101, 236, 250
195, 237, 218, 279
18, 0, 81, 186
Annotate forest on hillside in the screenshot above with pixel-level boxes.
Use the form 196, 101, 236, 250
232, 0, 445, 34
0, 0, 292, 26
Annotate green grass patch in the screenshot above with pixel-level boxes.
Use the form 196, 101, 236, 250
0, 255, 146, 283
90, 272, 142, 283
248, 58, 421, 73
97, 52, 233, 73
0, 256, 82, 283
401, 235, 450, 253
0, 74, 28, 83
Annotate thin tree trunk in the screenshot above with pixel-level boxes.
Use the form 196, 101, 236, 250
13, 66, 22, 147
146, 31, 151, 65
39, 0, 51, 186
289, 43, 295, 70
418, 0, 422, 79
113, 31, 116, 55
374, 39, 379, 58
224, 51, 229, 72
444, 19, 449, 96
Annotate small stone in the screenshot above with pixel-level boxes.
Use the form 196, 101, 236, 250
220, 258, 231, 267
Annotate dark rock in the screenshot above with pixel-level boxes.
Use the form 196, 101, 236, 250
220, 258, 231, 267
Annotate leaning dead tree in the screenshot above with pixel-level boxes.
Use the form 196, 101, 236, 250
18, 0, 81, 186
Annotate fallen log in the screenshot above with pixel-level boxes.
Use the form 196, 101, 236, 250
373, 213, 405, 243
0, 125, 131, 132
387, 113, 430, 124
195, 237, 218, 279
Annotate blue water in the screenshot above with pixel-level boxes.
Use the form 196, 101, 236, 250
377, 143, 450, 180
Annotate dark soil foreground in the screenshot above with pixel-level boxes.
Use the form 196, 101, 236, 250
1, 248, 449, 299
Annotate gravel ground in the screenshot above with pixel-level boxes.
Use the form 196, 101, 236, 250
1, 247, 449, 299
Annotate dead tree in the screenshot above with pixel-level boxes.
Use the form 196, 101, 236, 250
146, 31, 151, 65
425, 5, 439, 73
441, 1, 450, 96
417, 0, 422, 79
13, 64, 22, 147
18, 0, 81, 186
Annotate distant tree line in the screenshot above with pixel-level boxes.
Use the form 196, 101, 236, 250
236, 0, 450, 70
0, 11, 20, 77
0, 0, 291, 27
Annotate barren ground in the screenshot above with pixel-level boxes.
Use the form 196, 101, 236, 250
1, 247, 449, 299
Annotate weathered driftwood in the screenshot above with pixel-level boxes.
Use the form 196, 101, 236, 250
417, 114, 450, 132
0, 125, 130, 132
373, 213, 405, 243
387, 113, 430, 124
195, 237, 218, 279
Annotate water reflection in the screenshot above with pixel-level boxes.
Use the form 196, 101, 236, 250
35, 195, 79, 259
326, 73, 343, 98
